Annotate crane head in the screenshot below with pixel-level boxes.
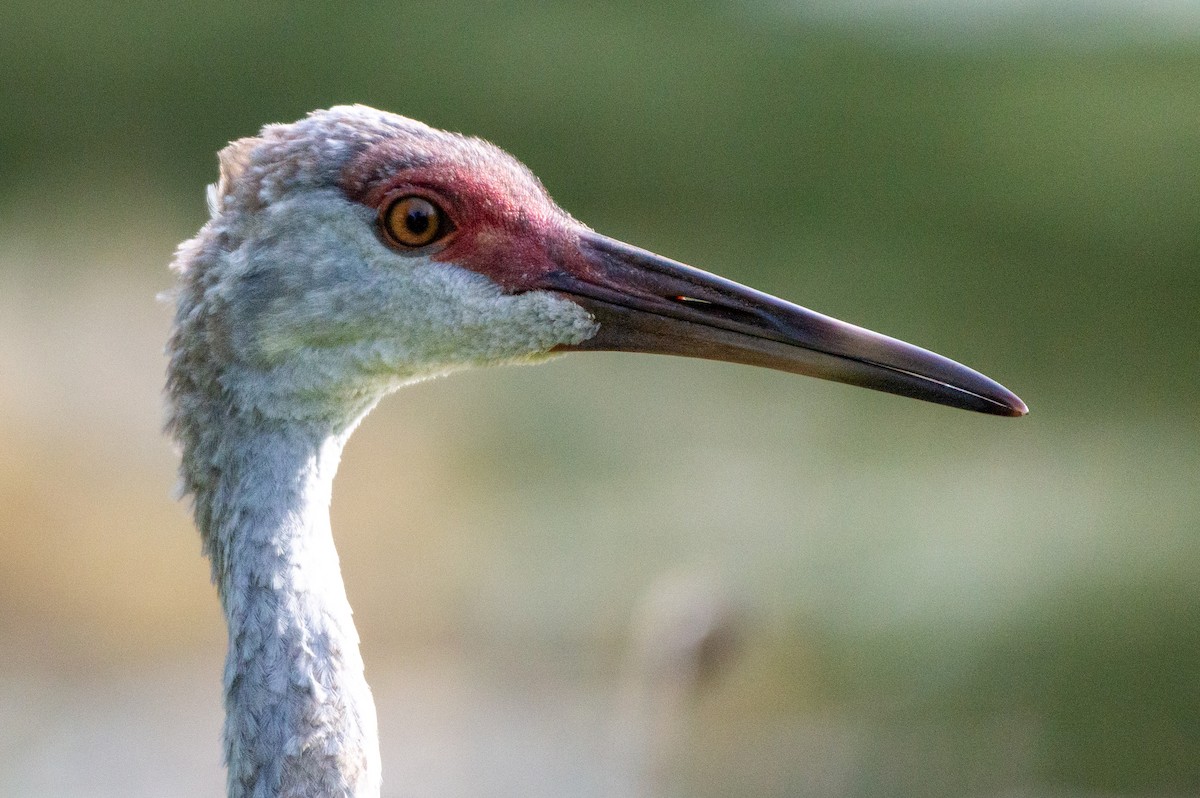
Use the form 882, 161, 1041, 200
171, 105, 1025, 425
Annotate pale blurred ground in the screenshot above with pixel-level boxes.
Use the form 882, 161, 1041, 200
1, 2, 1199, 796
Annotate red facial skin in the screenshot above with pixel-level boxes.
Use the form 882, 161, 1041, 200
341, 144, 597, 292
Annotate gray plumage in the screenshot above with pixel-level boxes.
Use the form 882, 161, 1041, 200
167, 105, 1025, 798
167, 106, 595, 798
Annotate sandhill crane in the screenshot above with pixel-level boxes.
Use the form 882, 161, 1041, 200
612, 568, 744, 798
166, 105, 1026, 798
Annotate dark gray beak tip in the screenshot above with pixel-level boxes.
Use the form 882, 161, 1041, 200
1001, 392, 1030, 418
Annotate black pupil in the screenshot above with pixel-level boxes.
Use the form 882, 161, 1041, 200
405, 203, 432, 236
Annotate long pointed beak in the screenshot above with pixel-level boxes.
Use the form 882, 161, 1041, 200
541, 231, 1027, 417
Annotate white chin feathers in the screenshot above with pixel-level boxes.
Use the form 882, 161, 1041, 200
217, 192, 598, 424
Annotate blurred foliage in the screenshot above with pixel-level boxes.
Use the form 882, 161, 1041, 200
1, 2, 1197, 796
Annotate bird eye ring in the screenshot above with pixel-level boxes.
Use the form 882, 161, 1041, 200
380, 195, 453, 249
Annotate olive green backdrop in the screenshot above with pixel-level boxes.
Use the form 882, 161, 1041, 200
1, 2, 1196, 796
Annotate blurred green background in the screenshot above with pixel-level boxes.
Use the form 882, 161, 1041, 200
1, 2, 1197, 796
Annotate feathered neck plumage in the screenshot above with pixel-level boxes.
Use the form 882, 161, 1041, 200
167, 241, 381, 798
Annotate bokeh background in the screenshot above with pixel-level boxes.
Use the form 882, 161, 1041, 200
2, 2, 1197, 796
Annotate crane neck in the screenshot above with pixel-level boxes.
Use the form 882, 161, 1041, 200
195, 414, 381, 798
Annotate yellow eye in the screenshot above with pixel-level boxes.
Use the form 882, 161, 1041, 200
381, 195, 451, 248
